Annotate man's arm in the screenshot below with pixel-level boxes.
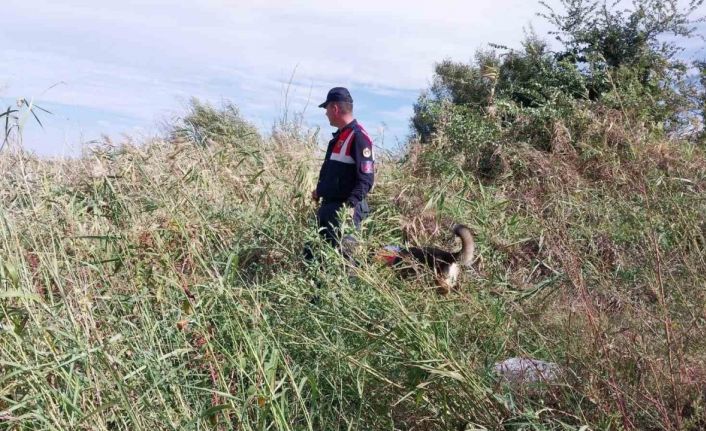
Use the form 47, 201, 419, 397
347, 131, 375, 207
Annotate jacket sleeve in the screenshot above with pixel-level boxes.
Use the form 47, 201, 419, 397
315, 159, 325, 195
347, 131, 375, 207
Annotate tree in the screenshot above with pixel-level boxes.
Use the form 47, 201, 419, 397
410, 0, 705, 142
540, 0, 704, 68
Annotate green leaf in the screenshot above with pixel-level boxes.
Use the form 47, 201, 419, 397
0, 290, 41, 302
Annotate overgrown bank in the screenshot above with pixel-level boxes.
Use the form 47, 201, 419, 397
2, 0, 706, 429
1, 90, 705, 429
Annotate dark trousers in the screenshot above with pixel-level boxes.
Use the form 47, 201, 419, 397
317, 199, 369, 246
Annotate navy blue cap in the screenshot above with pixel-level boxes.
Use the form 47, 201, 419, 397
319, 87, 353, 108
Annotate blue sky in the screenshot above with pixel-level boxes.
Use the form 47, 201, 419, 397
1, 0, 704, 157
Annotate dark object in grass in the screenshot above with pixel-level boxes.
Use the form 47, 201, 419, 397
377, 224, 475, 294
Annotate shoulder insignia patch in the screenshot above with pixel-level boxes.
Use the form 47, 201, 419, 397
361, 160, 374, 174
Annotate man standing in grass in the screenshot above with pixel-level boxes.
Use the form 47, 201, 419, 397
311, 87, 374, 248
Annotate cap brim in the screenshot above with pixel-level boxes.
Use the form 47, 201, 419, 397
318, 101, 328, 108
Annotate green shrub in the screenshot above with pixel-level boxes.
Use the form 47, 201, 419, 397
412, 0, 705, 156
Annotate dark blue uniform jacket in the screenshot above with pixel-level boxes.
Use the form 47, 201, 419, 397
316, 119, 375, 207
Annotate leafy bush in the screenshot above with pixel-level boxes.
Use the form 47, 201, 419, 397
412, 0, 705, 154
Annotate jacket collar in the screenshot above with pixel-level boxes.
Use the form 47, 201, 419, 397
332, 119, 357, 137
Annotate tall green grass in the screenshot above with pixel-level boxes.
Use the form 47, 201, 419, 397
1, 100, 705, 430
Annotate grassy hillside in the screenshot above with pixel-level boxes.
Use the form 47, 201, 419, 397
0, 98, 704, 430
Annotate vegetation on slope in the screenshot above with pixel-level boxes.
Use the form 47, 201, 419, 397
1, 1, 706, 429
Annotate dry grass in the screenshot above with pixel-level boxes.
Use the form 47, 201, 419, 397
1, 101, 705, 430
